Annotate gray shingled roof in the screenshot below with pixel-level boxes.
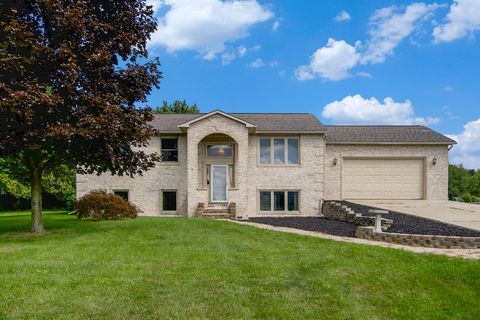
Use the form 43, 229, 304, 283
326, 125, 456, 144
151, 112, 327, 133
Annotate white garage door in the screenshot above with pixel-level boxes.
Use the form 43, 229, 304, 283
342, 159, 424, 200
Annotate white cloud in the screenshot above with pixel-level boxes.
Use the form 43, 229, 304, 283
295, 3, 441, 81
149, 0, 273, 59
278, 70, 286, 78
433, 0, 480, 42
356, 71, 372, 79
248, 58, 265, 68
334, 10, 351, 22
237, 45, 247, 57
444, 85, 454, 92
361, 3, 441, 64
272, 19, 281, 31
221, 51, 236, 65
294, 38, 360, 81
321, 94, 440, 125
448, 119, 480, 169
269, 60, 279, 67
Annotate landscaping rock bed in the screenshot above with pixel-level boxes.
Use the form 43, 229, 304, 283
343, 201, 480, 237
245, 217, 357, 237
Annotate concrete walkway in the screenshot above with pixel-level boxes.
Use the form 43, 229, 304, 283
230, 220, 480, 260
352, 200, 480, 231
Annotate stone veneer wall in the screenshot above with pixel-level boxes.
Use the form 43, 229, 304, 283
246, 134, 326, 216
325, 144, 449, 200
356, 226, 480, 249
76, 135, 188, 216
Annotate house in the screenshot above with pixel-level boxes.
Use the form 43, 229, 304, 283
76, 110, 456, 217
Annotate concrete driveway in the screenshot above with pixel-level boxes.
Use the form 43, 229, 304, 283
351, 200, 480, 231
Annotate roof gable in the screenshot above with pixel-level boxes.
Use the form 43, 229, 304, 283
178, 110, 256, 129
151, 111, 327, 133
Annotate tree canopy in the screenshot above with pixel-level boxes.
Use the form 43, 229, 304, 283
0, 0, 162, 232
448, 164, 480, 203
153, 100, 199, 113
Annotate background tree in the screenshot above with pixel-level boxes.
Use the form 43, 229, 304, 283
153, 100, 199, 113
448, 164, 480, 202
0, 0, 162, 233
0, 158, 75, 210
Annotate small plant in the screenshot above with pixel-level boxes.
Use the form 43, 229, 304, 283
74, 190, 140, 220
461, 192, 474, 203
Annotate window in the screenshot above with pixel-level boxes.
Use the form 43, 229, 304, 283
259, 138, 299, 165
259, 191, 299, 212
260, 139, 271, 164
207, 144, 233, 157
162, 191, 177, 211
287, 191, 299, 211
161, 137, 178, 162
260, 191, 271, 211
113, 190, 129, 201
274, 139, 285, 164
274, 191, 285, 211
287, 139, 299, 164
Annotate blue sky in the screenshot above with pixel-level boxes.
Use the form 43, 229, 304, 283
144, 0, 480, 169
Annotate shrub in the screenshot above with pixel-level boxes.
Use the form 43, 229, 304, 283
74, 190, 140, 220
461, 193, 473, 203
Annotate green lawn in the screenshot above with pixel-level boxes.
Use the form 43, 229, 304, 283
1, 212, 479, 320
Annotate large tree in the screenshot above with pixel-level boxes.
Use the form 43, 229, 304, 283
0, 0, 161, 233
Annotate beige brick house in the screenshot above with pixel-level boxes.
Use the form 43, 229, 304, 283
76, 110, 456, 217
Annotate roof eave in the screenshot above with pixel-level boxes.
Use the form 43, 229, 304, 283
326, 141, 456, 145
255, 130, 327, 134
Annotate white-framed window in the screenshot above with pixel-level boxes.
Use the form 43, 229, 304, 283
161, 137, 178, 162
259, 190, 299, 212
259, 137, 299, 165
162, 190, 177, 212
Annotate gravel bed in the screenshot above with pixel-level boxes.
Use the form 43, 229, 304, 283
343, 201, 480, 237
244, 217, 357, 237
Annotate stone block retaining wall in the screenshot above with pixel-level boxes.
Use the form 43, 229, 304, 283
323, 201, 393, 230
356, 226, 480, 249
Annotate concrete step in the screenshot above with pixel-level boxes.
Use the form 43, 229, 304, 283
203, 208, 230, 214
201, 213, 234, 219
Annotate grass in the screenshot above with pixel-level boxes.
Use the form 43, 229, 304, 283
0, 212, 479, 319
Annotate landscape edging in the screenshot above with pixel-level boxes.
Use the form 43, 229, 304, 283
356, 226, 480, 249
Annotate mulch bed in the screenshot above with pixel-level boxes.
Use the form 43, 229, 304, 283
244, 217, 357, 237
243, 202, 480, 239
343, 201, 480, 237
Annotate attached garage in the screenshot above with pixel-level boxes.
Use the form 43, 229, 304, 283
342, 158, 425, 200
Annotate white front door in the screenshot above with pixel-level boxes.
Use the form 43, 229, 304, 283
211, 165, 228, 202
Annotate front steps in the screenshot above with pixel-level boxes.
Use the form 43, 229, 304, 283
323, 201, 393, 230
197, 202, 236, 219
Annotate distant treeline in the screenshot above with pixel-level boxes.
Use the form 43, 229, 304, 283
449, 164, 480, 203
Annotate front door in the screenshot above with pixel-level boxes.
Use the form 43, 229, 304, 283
211, 165, 228, 202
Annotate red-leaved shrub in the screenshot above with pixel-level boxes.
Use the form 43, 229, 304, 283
74, 190, 140, 220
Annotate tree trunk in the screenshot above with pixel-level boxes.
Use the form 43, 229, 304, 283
30, 165, 45, 234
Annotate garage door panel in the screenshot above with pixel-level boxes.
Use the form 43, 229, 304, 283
342, 159, 424, 200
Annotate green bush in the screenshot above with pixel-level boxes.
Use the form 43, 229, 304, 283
74, 190, 140, 220
460, 193, 474, 203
